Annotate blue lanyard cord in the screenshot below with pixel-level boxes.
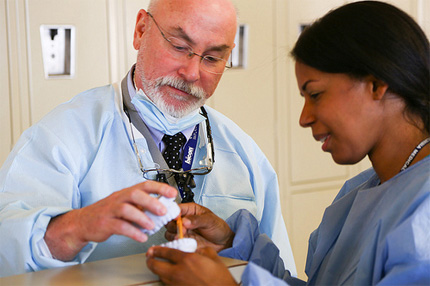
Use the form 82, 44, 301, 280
175, 125, 197, 202
182, 125, 199, 171
176, 107, 214, 202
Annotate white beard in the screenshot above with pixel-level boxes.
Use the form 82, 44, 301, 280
142, 75, 207, 118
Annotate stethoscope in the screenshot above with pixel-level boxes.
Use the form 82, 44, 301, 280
124, 103, 215, 203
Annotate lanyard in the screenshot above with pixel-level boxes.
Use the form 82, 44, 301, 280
176, 124, 199, 200
182, 125, 199, 171
400, 137, 430, 172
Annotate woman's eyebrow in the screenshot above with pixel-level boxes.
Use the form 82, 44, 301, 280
302, 80, 316, 92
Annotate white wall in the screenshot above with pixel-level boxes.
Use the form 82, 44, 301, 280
1, 0, 428, 280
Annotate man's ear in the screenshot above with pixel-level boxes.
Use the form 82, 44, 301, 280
369, 76, 389, 100
133, 9, 148, 50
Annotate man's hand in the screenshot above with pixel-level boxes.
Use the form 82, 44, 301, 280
44, 181, 177, 261
165, 203, 235, 252
146, 246, 238, 286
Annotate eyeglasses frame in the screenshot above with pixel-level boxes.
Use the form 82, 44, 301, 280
146, 11, 232, 75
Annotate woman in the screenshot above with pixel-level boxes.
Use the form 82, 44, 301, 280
146, 1, 430, 285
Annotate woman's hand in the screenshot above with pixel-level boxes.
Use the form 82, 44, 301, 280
165, 203, 235, 252
146, 246, 238, 285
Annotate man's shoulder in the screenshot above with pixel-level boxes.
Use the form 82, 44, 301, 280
204, 106, 249, 137
204, 105, 267, 158
29, 83, 120, 141
41, 84, 118, 123
68, 84, 117, 107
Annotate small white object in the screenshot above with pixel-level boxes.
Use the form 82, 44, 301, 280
141, 196, 180, 235
160, 238, 197, 253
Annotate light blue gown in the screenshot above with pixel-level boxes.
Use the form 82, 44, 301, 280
0, 77, 295, 277
221, 156, 430, 285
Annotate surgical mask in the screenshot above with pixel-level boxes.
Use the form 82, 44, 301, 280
131, 89, 205, 135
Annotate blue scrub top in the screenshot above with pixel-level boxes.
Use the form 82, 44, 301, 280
225, 157, 430, 285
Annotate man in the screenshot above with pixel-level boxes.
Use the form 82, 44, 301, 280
0, 0, 295, 277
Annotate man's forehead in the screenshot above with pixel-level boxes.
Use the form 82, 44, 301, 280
152, 10, 235, 49
150, 0, 236, 25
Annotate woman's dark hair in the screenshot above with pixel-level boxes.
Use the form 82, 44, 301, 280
291, 1, 430, 133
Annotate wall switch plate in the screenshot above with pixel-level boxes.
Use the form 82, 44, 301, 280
40, 25, 75, 78
231, 24, 248, 69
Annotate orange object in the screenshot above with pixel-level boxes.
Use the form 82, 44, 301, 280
177, 215, 184, 239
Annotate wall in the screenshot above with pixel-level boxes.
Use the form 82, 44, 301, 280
1, 0, 428, 281
0, 0, 12, 165
2, 0, 111, 146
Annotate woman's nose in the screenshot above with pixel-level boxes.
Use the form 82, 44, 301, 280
299, 99, 315, 128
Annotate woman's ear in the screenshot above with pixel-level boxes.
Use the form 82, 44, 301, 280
369, 76, 389, 100
133, 9, 148, 50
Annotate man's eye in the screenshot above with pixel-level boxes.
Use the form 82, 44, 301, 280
172, 45, 188, 52
204, 56, 222, 63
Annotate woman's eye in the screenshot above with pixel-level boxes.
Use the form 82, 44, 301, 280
310, 92, 321, 99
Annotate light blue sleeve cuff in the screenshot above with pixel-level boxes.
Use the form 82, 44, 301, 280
33, 239, 97, 269
30, 208, 98, 270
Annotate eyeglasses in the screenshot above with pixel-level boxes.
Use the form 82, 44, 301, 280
146, 12, 232, 75
126, 106, 215, 182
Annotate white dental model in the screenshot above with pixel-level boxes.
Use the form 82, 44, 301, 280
160, 237, 198, 253
141, 196, 180, 236
141, 196, 198, 252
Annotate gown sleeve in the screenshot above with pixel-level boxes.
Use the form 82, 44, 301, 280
377, 194, 430, 285
219, 209, 306, 286
0, 124, 98, 276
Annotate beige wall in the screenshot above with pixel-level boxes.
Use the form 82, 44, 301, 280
0, 0, 11, 165
1, 0, 428, 280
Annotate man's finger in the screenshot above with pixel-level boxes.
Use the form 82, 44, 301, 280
127, 182, 178, 216
114, 203, 155, 230
134, 181, 177, 198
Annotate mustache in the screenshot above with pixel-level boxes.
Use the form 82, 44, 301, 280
155, 76, 207, 99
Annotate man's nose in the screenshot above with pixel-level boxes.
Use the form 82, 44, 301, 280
178, 55, 201, 82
